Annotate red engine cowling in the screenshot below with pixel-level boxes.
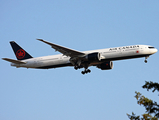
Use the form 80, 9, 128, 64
97, 61, 113, 70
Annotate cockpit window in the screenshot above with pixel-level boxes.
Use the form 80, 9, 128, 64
148, 47, 155, 49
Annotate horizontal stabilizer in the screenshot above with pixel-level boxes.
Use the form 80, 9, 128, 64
2, 58, 26, 64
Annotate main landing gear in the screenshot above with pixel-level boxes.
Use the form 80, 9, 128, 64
74, 66, 80, 70
144, 56, 149, 63
74, 60, 82, 70
81, 69, 91, 75
74, 65, 91, 74
81, 64, 91, 75
73, 62, 91, 75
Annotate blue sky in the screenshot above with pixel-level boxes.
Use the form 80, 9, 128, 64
0, 0, 159, 120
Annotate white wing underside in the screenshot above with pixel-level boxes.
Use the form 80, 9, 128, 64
37, 39, 85, 57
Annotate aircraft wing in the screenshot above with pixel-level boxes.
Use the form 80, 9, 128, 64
37, 39, 85, 57
2, 58, 26, 64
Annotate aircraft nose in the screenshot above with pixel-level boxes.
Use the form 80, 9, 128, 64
152, 48, 158, 54
155, 48, 158, 53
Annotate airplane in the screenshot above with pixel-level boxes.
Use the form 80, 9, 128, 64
2, 39, 158, 74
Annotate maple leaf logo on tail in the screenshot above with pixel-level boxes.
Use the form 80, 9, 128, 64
10, 41, 33, 60
16, 49, 26, 59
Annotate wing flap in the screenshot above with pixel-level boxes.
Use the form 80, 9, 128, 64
37, 39, 85, 57
2, 58, 26, 64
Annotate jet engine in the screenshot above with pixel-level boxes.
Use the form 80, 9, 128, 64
85, 52, 101, 62
97, 61, 113, 70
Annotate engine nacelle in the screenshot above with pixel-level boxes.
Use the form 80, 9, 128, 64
85, 52, 101, 62
97, 61, 113, 70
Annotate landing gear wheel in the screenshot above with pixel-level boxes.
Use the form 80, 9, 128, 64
144, 60, 147, 63
74, 65, 81, 70
144, 56, 149, 63
74, 66, 78, 70
87, 69, 91, 73
81, 71, 85, 75
81, 69, 91, 74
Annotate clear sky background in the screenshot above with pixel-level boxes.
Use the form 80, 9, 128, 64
0, 0, 159, 120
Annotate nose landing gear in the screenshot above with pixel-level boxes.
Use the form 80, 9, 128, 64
144, 56, 149, 63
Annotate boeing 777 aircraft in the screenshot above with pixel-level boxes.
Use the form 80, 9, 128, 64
2, 39, 158, 74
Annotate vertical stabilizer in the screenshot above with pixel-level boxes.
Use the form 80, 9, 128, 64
10, 41, 33, 60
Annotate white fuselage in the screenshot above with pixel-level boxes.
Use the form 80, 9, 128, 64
11, 45, 157, 69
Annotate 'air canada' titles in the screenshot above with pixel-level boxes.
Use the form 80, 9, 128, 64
109, 45, 139, 51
